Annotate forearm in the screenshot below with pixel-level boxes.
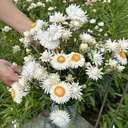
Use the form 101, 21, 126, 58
0, 0, 33, 36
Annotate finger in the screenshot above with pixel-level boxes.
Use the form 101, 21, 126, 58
12, 66, 22, 73
0, 59, 12, 66
3, 80, 13, 87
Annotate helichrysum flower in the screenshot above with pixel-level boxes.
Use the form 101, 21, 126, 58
49, 12, 66, 23
68, 52, 85, 68
90, 19, 96, 24
66, 4, 88, 23
88, 50, 103, 65
114, 51, 127, 65
65, 74, 74, 82
61, 28, 72, 42
50, 53, 69, 70
33, 63, 48, 80
50, 110, 70, 127
107, 59, 118, 68
98, 22, 104, 27
23, 55, 35, 64
86, 65, 104, 80
13, 45, 21, 53
39, 31, 60, 49
105, 39, 119, 52
41, 73, 60, 94
21, 61, 37, 80
116, 65, 125, 72
2, 26, 12, 32
40, 50, 52, 62
9, 82, 24, 104
47, 23, 63, 41
41, 78, 53, 94
79, 43, 89, 51
50, 81, 72, 104
80, 33, 96, 45
118, 38, 128, 52
71, 82, 83, 100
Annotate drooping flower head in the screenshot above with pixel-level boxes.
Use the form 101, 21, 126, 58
9, 82, 24, 104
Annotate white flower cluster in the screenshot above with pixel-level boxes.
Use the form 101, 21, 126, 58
9, 4, 128, 127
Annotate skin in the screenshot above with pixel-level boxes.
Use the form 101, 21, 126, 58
0, 0, 33, 86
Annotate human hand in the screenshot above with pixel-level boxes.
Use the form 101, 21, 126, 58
0, 59, 22, 86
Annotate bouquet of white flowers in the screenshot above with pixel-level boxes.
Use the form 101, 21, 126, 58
9, 3, 128, 128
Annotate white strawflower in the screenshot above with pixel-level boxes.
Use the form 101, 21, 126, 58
13, 45, 21, 53
47, 23, 63, 41
30, 20, 47, 36
112, 125, 115, 128
49, 73, 60, 85
118, 38, 128, 52
117, 65, 125, 72
98, 22, 104, 26
88, 50, 103, 65
50, 110, 70, 127
2, 26, 12, 32
71, 82, 83, 100
50, 81, 72, 104
86, 65, 104, 80
40, 50, 52, 62
51, 53, 69, 70
9, 82, 24, 104
23, 55, 35, 64
105, 39, 119, 52
39, 31, 60, 49
69, 19, 83, 30
98, 28, 103, 32
90, 19, 96, 24
79, 43, 89, 51
61, 29, 72, 42
41, 78, 53, 94
21, 61, 37, 80
49, 12, 66, 23
48, 6, 55, 11
65, 74, 74, 82
66, 4, 88, 23
114, 51, 127, 65
37, 2, 45, 7
108, 59, 118, 68
27, 3, 37, 11
18, 76, 30, 96
68, 52, 85, 68
33, 63, 48, 80
40, 73, 60, 94
80, 33, 96, 45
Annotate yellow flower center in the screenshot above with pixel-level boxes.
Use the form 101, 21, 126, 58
119, 51, 126, 59
49, 6, 53, 8
57, 56, 66, 63
54, 86, 65, 97
30, 22, 36, 28
11, 88, 16, 99
71, 54, 81, 62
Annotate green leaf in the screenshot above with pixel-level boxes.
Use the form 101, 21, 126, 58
69, 124, 75, 128
125, 94, 128, 106
124, 122, 128, 128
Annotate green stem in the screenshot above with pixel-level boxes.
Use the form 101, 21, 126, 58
94, 77, 113, 128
